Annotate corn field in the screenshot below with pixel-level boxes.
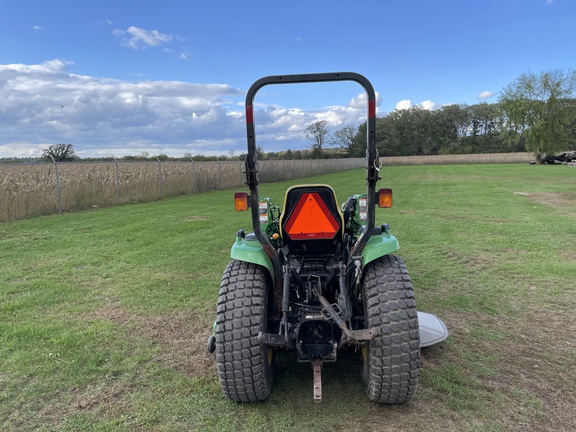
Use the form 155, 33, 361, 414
0, 158, 365, 222
0, 153, 533, 222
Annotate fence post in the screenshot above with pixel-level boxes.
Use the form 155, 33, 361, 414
49, 155, 62, 213
112, 154, 121, 203
156, 157, 163, 198
190, 157, 196, 194
217, 157, 222, 190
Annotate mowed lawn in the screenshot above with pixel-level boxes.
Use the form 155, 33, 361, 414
1, 164, 575, 431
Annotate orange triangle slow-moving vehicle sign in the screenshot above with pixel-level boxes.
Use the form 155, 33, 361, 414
284, 192, 341, 240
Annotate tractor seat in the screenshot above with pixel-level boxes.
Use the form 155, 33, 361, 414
279, 185, 344, 256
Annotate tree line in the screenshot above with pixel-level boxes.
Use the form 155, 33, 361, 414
346, 102, 523, 158
334, 69, 576, 163
5, 69, 574, 164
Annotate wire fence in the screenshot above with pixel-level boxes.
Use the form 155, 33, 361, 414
0, 158, 365, 222
0, 153, 535, 222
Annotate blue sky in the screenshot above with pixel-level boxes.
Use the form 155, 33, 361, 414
1, 0, 574, 158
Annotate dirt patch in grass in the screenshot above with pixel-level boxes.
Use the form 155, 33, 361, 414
559, 250, 576, 262
141, 311, 214, 377
528, 192, 576, 207
87, 303, 214, 378
444, 249, 501, 272
184, 215, 210, 222
68, 380, 129, 411
65, 303, 215, 425
398, 210, 418, 216
498, 310, 576, 431
441, 305, 576, 431
438, 214, 512, 224
88, 303, 133, 325
515, 191, 576, 217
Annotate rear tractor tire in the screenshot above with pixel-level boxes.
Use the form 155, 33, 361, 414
361, 255, 420, 403
215, 260, 274, 402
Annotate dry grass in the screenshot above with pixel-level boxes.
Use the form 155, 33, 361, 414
0, 164, 60, 220
381, 152, 533, 166
85, 303, 214, 379
0, 159, 364, 222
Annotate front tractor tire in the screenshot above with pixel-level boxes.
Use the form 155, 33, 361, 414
362, 255, 420, 403
215, 260, 274, 402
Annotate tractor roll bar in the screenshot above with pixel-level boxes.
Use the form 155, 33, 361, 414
244, 72, 379, 286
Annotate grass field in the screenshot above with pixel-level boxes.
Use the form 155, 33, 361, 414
1, 164, 575, 431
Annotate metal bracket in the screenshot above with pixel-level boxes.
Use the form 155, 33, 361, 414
244, 155, 259, 188
345, 327, 379, 341
314, 287, 379, 343
258, 331, 288, 347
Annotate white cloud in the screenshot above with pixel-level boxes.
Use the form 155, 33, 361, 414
395, 99, 441, 111
316, 104, 368, 126
420, 100, 439, 110
477, 90, 495, 100
251, 93, 375, 152
0, 143, 46, 157
163, 48, 191, 61
113, 26, 173, 50
0, 59, 72, 75
395, 100, 414, 110
0, 60, 245, 157
348, 91, 381, 111
0, 60, 375, 158
33, 25, 43, 31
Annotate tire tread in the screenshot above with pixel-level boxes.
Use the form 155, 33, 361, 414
363, 255, 420, 403
215, 260, 273, 402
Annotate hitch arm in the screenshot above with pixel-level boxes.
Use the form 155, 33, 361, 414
313, 288, 378, 342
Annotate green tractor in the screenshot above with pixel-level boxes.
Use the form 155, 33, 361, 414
207, 72, 447, 403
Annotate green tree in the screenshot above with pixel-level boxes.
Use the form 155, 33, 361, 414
464, 103, 511, 153
434, 104, 470, 154
499, 69, 576, 163
565, 99, 576, 150
331, 125, 358, 157
256, 145, 265, 159
381, 107, 437, 156
42, 144, 78, 162
305, 120, 329, 158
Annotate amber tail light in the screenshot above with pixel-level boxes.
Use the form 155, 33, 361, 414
377, 188, 393, 208
234, 192, 249, 211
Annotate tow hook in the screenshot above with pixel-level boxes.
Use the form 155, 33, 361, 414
312, 358, 323, 403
